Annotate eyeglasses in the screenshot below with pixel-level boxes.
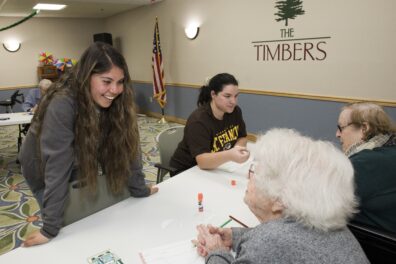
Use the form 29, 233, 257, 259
337, 123, 353, 132
248, 163, 255, 179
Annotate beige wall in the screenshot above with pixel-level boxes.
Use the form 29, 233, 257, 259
0, 17, 104, 87
105, 0, 396, 101
1, 1, 394, 101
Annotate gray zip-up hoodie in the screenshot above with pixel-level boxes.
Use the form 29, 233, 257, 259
19, 94, 150, 238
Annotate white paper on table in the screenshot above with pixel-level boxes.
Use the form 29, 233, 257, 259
217, 155, 254, 173
139, 240, 203, 264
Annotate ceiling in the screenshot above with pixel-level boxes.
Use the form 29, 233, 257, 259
0, 0, 162, 18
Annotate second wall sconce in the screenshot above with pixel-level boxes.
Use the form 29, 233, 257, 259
185, 25, 200, 40
3, 40, 21, 52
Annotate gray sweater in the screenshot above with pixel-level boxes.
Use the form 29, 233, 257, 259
206, 219, 369, 264
19, 95, 150, 239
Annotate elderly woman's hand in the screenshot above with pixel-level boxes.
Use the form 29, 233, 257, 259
195, 225, 230, 257
30, 105, 38, 113
207, 225, 233, 248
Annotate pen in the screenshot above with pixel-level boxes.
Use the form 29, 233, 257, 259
220, 218, 232, 228
229, 215, 248, 228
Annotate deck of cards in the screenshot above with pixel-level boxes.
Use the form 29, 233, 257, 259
88, 250, 124, 264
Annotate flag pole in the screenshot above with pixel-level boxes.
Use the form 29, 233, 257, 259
152, 17, 167, 124
158, 107, 167, 124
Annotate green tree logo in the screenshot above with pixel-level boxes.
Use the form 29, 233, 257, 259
275, 0, 305, 26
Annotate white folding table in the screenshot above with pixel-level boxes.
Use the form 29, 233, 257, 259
0, 162, 258, 263
0, 112, 33, 153
0, 112, 33, 126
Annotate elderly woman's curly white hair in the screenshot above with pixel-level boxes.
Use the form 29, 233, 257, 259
253, 128, 357, 231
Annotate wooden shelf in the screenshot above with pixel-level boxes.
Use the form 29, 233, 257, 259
37, 65, 58, 81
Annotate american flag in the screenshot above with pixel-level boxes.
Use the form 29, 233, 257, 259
152, 18, 166, 108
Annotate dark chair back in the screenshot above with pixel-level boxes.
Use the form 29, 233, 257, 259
10, 90, 24, 105
0, 90, 24, 113
348, 223, 396, 264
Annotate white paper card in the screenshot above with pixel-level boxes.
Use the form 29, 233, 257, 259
139, 240, 203, 264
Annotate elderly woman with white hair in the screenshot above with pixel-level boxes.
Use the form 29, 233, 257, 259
195, 128, 369, 263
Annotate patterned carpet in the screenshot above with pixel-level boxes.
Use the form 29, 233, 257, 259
0, 115, 177, 255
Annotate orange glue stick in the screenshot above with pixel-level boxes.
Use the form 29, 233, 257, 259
198, 192, 204, 212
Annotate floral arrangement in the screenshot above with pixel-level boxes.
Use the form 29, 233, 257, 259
39, 52, 54, 65
39, 52, 77, 72
54, 58, 77, 72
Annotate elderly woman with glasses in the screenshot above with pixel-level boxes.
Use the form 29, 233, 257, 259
336, 102, 396, 234
195, 128, 369, 264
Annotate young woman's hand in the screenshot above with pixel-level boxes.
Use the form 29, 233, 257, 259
22, 230, 50, 247
148, 183, 159, 195
228, 145, 250, 163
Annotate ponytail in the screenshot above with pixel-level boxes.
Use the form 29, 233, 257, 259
197, 85, 211, 106
196, 73, 238, 107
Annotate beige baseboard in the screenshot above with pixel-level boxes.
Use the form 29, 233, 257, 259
0, 85, 36, 91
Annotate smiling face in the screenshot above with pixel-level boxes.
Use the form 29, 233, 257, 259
90, 65, 125, 108
210, 84, 239, 118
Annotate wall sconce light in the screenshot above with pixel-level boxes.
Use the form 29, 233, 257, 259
3, 40, 21, 52
184, 25, 199, 40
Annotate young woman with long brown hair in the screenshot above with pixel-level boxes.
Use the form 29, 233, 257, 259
19, 42, 158, 247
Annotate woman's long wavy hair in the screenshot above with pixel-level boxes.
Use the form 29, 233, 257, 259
33, 42, 140, 194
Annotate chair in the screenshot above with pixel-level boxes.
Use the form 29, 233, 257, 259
0, 90, 24, 113
154, 126, 184, 183
348, 223, 396, 264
